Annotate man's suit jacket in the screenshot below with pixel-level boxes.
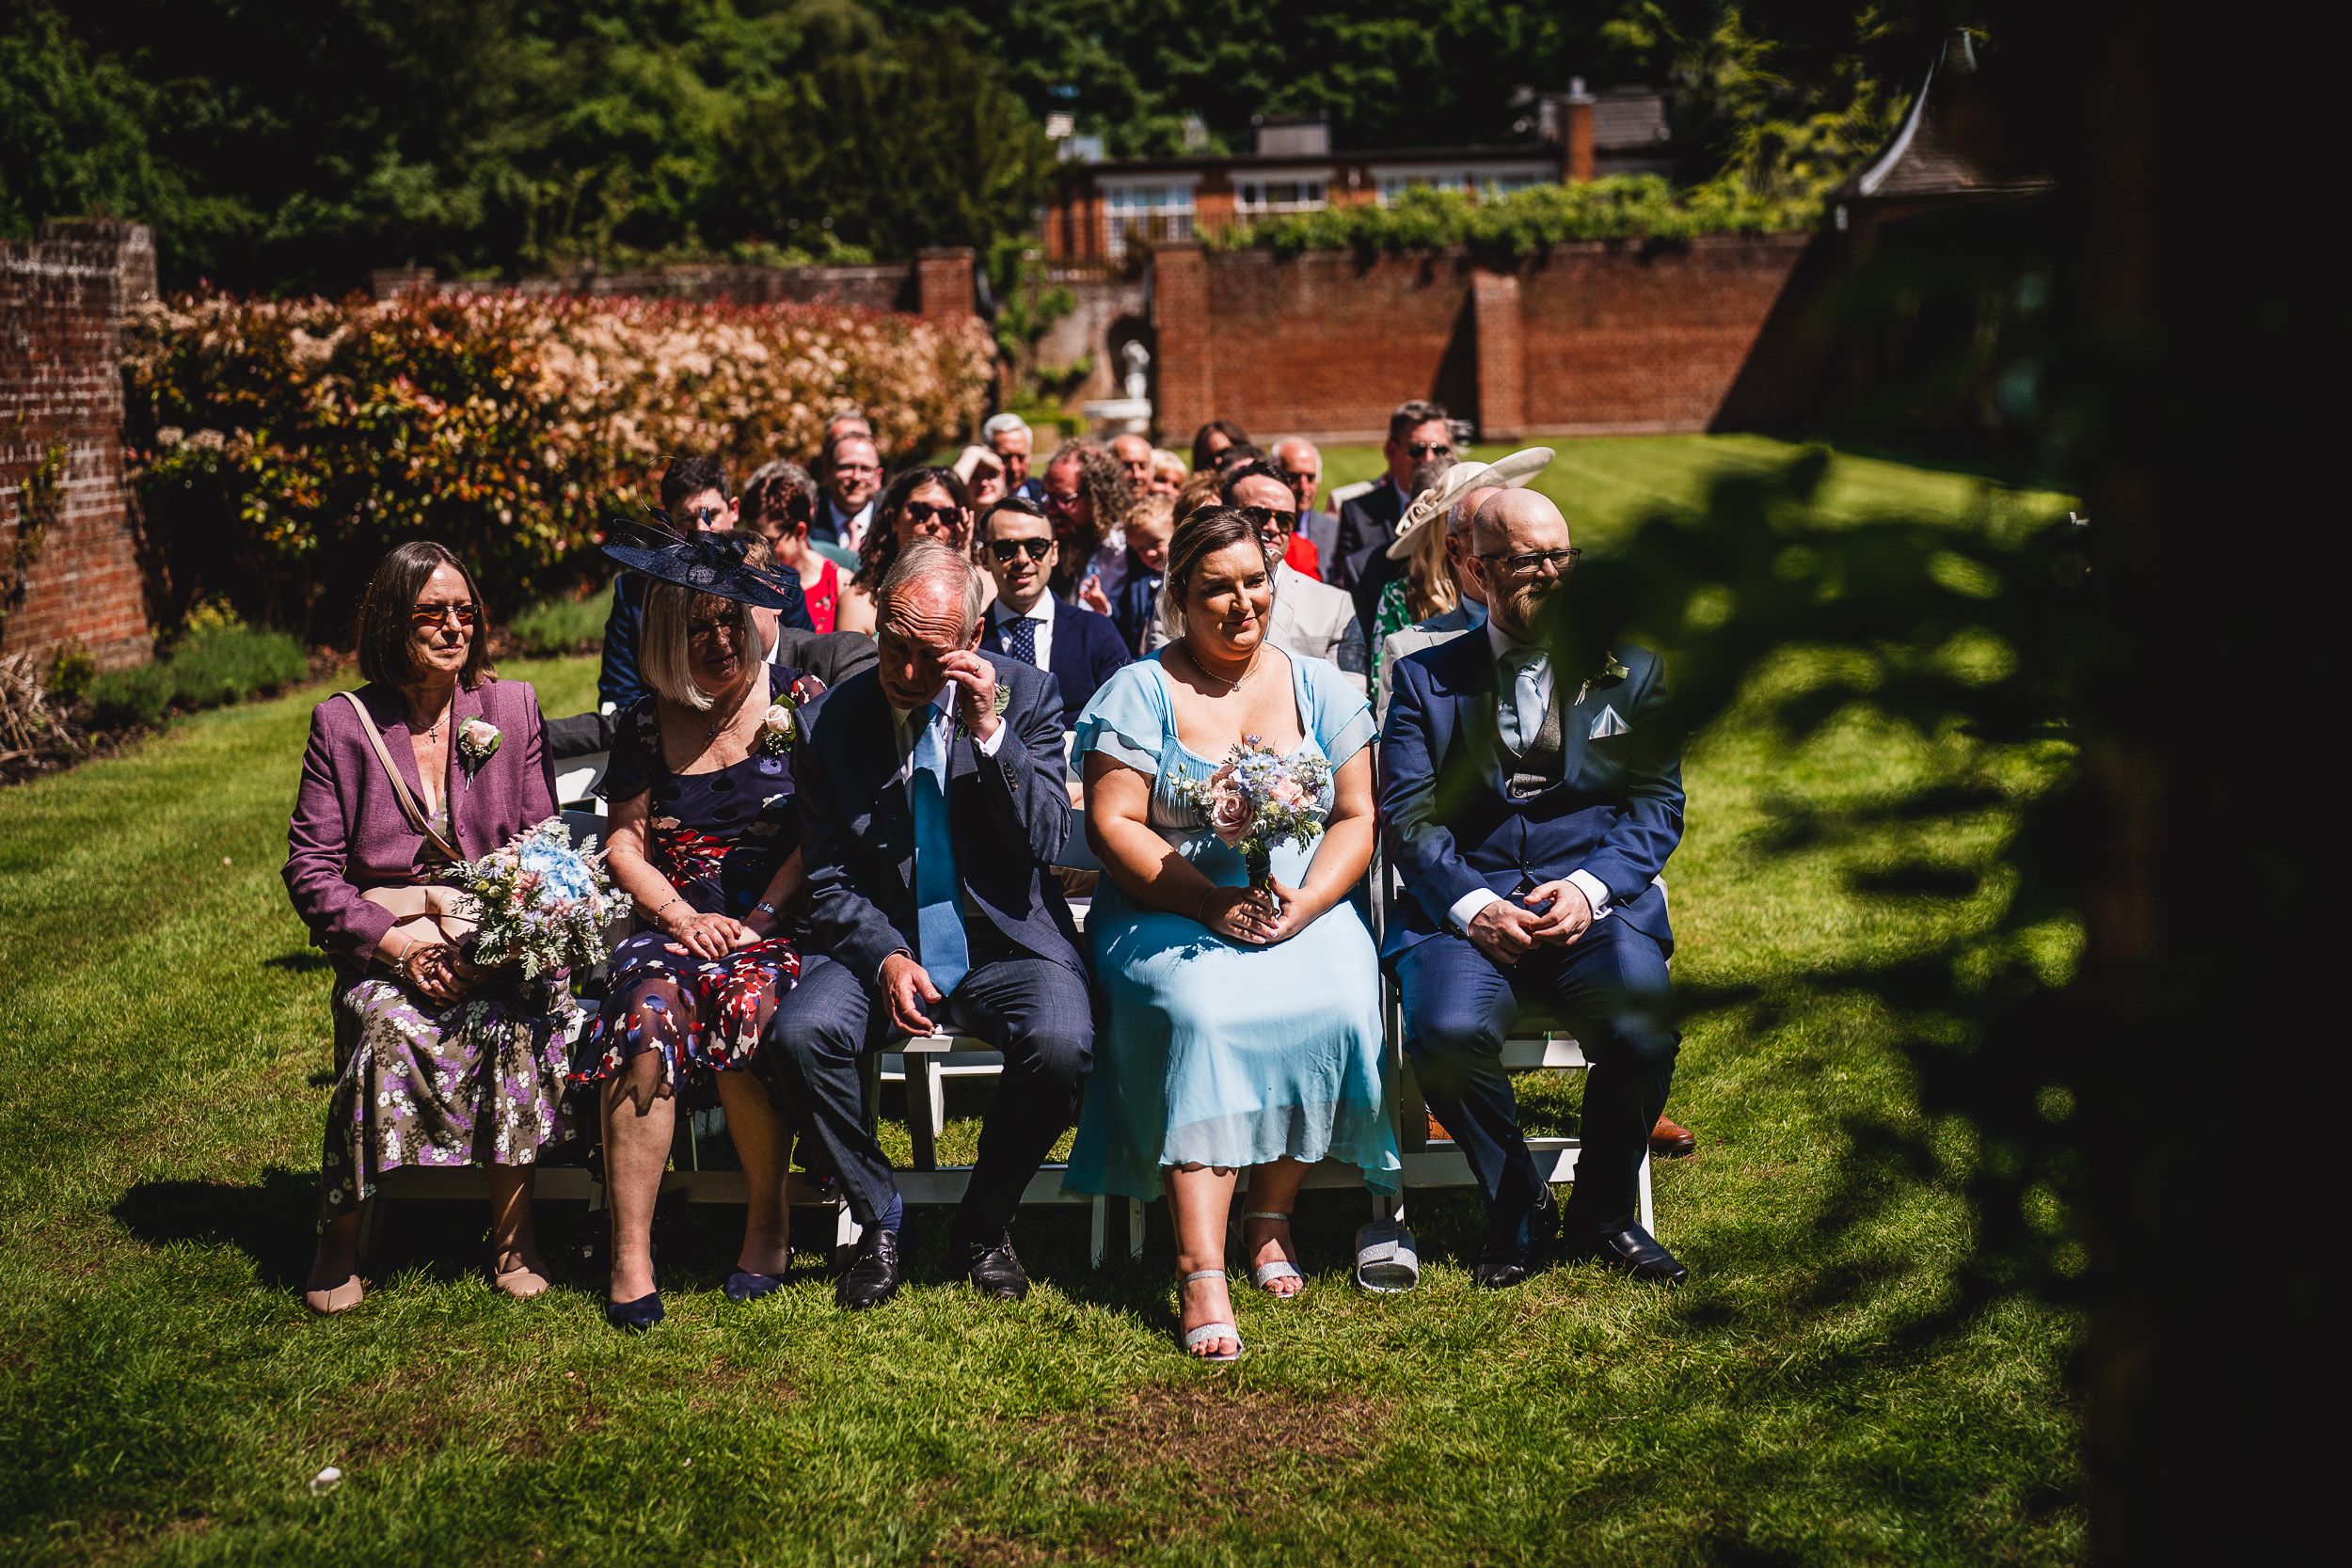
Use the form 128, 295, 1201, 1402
1297, 508, 1339, 576
1375, 601, 1479, 724
1266, 562, 1368, 695
978, 601, 1130, 727
1331, 482, 1406, 591
1378, 634, 1681, 962
771, 626, 880, 689
795, 653, 1085, 987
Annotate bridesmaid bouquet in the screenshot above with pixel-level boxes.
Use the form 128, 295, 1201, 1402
1183, 736, 1333, 895
451, 816, 617, 978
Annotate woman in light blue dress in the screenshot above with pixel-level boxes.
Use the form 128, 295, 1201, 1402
1067, 505, 1397, 1360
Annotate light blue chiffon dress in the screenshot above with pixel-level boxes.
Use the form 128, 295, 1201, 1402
1063, 650, 1400, 1201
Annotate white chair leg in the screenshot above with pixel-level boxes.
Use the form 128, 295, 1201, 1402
923, 1055, 946, 1140
1637, 1152, 1655, 1237
1090, 1196, 1106, 1268
1127, 1197, 1145, 1259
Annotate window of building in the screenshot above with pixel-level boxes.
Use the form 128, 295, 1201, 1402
1101, 183, 1196, 258
1235, 177, 1327, 215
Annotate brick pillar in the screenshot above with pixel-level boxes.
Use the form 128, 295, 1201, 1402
1563, 95, 1596, 183
915, 248, 976, 320
1472, 269, 1525, 441
1150, 244, 1214, 442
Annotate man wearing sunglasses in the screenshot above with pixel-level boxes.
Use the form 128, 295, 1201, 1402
975, 499, 1131, 726
1330, 399, 1454, 596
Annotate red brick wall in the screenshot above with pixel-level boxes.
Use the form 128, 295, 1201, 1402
1, 221, 154, 670
1147, 232, 1816, 443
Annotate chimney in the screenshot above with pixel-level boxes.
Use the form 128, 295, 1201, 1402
1251, 115, 1330, 158
1562, 78, 1596, 183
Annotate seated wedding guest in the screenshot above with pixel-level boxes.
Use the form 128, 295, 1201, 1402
598, 456, 749, 714
977, 497, 1130, 726
816, 432, 885, 550
1152, 462, 1368, 696
1275, 437, 1337, 575
1383, 489, 1689, 1288
1042, 438, 1133, 608
1346, 447, 1451, 643
1189, 419, 1249, 474
1171, 467, 1222, 523
1110, 433, 1154, 495
834, 466, 975, 636
982, 412, 1044, 502
953, 443, 1009, 510
1111, 494, 1174, 656
1333, 399, 1453, 598
766, 540, 1090, 1308
1372, 460, 1497, 721
1148, 448, 1187, 496
567, 533, 817, 1331
283, 542, 575, 1315
822, 408, 872, 447
1067, 505, 1396, 1361
741, 460, 843, 633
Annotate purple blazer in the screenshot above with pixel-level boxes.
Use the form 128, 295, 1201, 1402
283, 677, 557, 976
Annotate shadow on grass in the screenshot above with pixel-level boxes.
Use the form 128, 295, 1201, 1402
111, 1166, 318, 1289
263, 950, 332, 974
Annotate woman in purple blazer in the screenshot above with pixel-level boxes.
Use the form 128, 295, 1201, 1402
283, 541, 574, 1315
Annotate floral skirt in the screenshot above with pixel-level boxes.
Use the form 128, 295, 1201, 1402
318, 973, 579, 1229
567, 931, 802, 1104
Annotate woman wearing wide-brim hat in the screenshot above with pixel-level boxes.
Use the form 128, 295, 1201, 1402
566, 531, 819, 1332
1368, 448, 1555, 719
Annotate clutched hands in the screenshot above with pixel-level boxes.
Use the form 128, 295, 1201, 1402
662, 909, 762, 960
1199, 879, 1320, 946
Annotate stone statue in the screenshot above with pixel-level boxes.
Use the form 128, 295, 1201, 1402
1120, 339, 1152, 402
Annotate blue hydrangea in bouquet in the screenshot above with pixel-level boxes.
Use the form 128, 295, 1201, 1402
1179, 735, 1333, 904
451, 815, 617, 979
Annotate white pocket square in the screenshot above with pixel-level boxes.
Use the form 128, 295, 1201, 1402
1590, 705, 1630, 739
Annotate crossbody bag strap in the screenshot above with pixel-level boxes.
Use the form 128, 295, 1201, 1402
338, 690, 464, 863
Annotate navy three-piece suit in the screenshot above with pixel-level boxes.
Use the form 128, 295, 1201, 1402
1379, 631, 1683, 1244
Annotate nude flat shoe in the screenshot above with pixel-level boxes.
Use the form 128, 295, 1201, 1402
303, 1275, 365, 1314
491, 1255, 551, 1299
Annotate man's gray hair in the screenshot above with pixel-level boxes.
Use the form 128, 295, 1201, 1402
981, 412, 1032, 442
879, 537, 984, 635
1274, 436, 1321, 461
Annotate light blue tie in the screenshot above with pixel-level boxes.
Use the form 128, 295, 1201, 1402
1498, 646, 1549, 754
910, 704, 969, 995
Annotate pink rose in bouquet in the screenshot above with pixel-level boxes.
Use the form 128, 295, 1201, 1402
1205, 764, 1254, 845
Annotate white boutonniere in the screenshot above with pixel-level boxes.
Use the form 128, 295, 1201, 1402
455, 717, 501, 784
758, 700, 798, 756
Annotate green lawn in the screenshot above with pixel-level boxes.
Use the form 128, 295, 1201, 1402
0, 437, 2083, 1565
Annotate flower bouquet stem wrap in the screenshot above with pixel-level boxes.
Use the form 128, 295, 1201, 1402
1179, 735, 1333, 916
450, 815, 618, 979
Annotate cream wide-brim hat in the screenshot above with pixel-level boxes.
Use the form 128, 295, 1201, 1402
1384, 446, 1555, 560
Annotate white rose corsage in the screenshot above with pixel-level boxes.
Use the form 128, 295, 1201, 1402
758, 700, 797, 757
455, 717, 501, 783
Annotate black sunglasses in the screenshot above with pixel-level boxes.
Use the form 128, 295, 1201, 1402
902, 501, 964, 526
1405, 441, 1454, 459
989, 536, 1053, 562
1234, 504, 1296, 536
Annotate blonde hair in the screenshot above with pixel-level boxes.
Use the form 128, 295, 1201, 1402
641, 579, 759, 712
1171, 467, 1223, 522
1126, 492, 1175, 536
1406, 503, 1461, 622
1150, 448, 1187, 483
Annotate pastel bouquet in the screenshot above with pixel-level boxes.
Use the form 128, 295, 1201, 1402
1179, 736, 1333, 898
450, 816, 617, 978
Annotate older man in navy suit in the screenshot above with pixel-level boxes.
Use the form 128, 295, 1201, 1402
1380, 488, 1688, 1289
975, 497, 1131, 725
766, 539, 1091, 1311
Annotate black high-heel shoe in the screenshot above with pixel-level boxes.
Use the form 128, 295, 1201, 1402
724, 1270, 783, 1303
605, 1291, 664, 1333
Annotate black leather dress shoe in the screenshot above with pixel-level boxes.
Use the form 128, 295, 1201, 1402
963, 1231, 1030, 1302
1471, 1188, 1561, 1290
834, 1228, 903, 1310
1562, 1226, 1689, 1285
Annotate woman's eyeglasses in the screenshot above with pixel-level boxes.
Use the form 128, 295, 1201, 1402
409, 602, 480, 626
1476, 546, 1582, 577
989, 536, 1054, 562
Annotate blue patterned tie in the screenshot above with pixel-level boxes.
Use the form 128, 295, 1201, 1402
1498, 646, 1549, 754
910, 704, 969, 996
1005, 615, 1040, 667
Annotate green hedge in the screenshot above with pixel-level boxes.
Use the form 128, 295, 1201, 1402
1205, 180, 1820, 260
90, 624, 310, 728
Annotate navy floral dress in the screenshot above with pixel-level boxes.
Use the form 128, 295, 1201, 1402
568, 665, 814, 1101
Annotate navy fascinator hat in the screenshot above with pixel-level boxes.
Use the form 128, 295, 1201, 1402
601, 528, 804, 615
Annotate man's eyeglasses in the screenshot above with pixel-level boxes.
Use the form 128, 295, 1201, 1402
1476, 546, 1582, 577
1405, 441, 1454, 460
902, 501, 964, 528
833, 461, 882, 476
409, 602, 480, 627
1234, 505, 1296, 540
988, 536, 1054, 563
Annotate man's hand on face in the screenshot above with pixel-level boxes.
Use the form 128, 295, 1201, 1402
1466, 898, 1544, 966
938, 649, 1001, 742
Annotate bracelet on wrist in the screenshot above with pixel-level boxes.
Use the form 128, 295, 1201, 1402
1196, 887, 1216, 926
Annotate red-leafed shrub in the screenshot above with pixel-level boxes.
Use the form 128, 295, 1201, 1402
124, 291, 993, 639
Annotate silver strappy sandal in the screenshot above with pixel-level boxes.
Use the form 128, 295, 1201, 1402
1232, 1211, 1306, 1298
1178, 1269, 1245, 1363
1354, 1216, 1421, 1293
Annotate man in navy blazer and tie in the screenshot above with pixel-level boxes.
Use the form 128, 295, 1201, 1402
765, 539, 1091, 1310
1381, 488, 1689, 1288
975, 497, 1131, 725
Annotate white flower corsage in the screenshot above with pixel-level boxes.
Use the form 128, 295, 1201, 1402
456, 717, 502, 782
758, 701, 797, 756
